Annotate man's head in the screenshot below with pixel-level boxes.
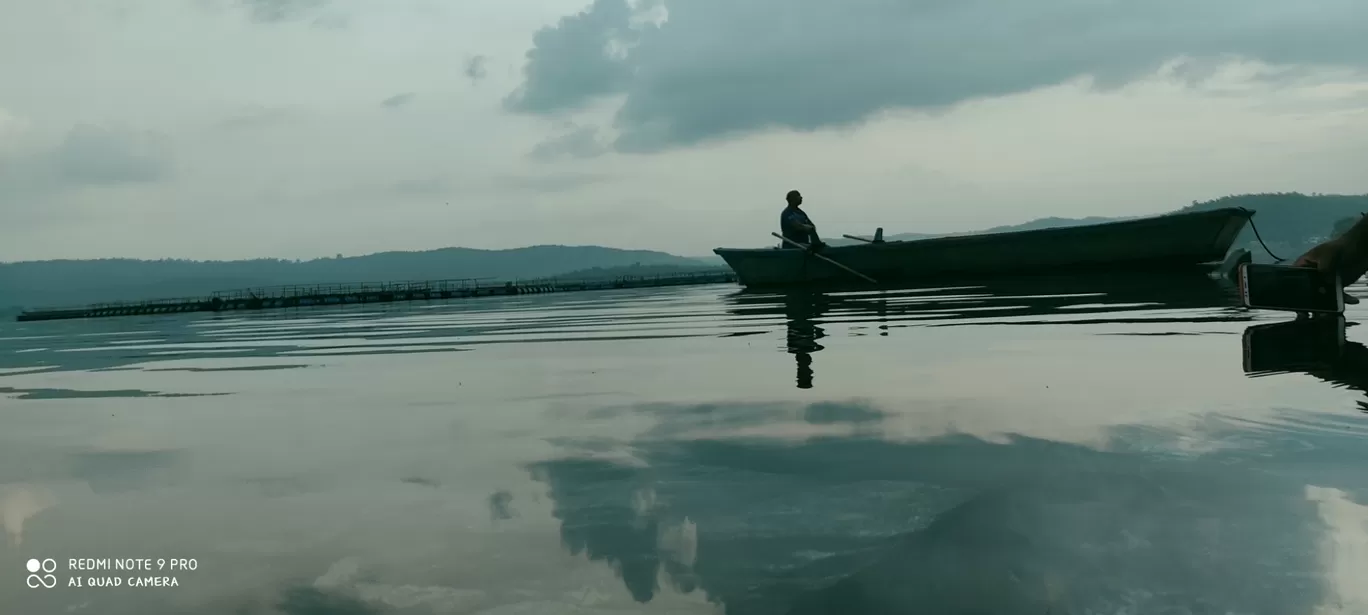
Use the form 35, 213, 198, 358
786, 190, 802, 207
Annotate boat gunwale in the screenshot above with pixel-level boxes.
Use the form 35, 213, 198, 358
712, 207, 1252, 255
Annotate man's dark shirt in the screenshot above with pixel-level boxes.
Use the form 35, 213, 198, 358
781, 205, 818, 247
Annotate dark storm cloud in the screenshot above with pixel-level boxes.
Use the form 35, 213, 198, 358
464, 55, 489, 83
507, 0, 1368, 152
380, 92, 415, 109
238, 0, 329, 24
52, 124, 173, 185
529, 124, 610, 160
503, 0, 647, 114
488, 490, 517, 520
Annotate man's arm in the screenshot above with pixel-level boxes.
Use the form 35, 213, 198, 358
1339, 214, 1368, 245
782, 212, 816, 234
1298, 214, 1368, 288
802, 214, 822, 246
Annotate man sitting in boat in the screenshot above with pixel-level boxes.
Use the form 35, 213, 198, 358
780, 190, 825, 251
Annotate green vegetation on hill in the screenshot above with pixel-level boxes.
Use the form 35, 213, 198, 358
1333, 216, 1360, 238
1181, 193, 1368, 261
0, 245, 702, 309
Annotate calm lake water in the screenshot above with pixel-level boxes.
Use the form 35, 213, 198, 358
4, 274, 1368, 614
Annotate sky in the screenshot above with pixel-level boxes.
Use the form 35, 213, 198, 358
2, 0, 1368, 262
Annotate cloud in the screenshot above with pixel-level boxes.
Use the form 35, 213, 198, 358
503, 0, 646, 114
529, 123, 610, 160
0, 108, 26, 136
495, 171, 609, 193
0, 109, 31, 158
237, 0, 329, 24
506, 0, 1368, 152
51, 124, 172, 185
0, 123, 172, 201
0, 483, 55, 545
464, 55, 489, 83
362, 173, 607, 198
217, 105, 306, 130
488, 490, 516, 521
380, 92, 416, 109
385, 178, 447, 196
311, 13, 348, 29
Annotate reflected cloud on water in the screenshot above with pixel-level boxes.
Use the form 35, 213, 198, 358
529, 405, 1368, 614
524, 274, 1368, 614
529, 404, 1364, 614
8, 273, 1368, 614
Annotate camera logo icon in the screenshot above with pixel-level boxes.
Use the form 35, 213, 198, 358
26, 558, 57, 589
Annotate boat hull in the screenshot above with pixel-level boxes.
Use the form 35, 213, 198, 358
713, 207, 1252, 288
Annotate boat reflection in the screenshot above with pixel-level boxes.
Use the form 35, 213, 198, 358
1242, 316, 1368, 412
734, 272, 1248, 389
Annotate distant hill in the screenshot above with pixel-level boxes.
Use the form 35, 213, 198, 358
689, 254, 727, 266
977, 215, 1130, 234
1181, 192, 1368, 262
547, 262, 730, 281
830, 215, 1129, 246
0, 245, 702, 310
6, 192, 1364, 311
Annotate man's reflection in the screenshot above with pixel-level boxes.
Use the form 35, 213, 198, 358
751, 272, 1242, 390
1242, 316, 1368, 412
784, 293, 827, 389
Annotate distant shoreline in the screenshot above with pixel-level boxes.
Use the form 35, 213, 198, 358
3, 193, 1362, 310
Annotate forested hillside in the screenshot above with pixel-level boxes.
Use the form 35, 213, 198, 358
0, 246, 703, 309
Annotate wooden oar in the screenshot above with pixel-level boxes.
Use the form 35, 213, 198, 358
772, 233, 878, 284
842, 228, 884, 243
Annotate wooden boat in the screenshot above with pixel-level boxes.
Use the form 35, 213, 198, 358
713, 207, 1252, 288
